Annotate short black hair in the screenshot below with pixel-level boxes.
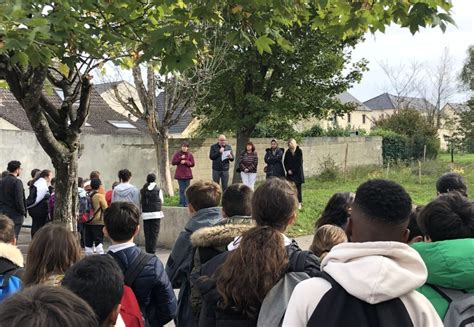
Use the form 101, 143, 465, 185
104, 202, 140, 242
407, 206, 424, 242
436, 173, 468, 197
62, 255, 124, 325
90, 178, 101, 190
78, 177, 84, 188
222, 184, 253, 217
0, 285, 98, 327
417, 192, 474, 242
146, 173, 156, 183
354, 179, 412, 225
118, 169, 132, 182
7, 161, 21, 173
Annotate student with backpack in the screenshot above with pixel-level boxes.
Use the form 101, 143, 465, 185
0, 215, 23, 301
84, 178, 108, 255
166, 181, 224, 327
62, 255, 142, 327
195, 178, 320, 326
283, 179, 442, 327
140, 173, 164, 254
412, 192, 474, 322
26, 169, 52, 237
104, 202, 176, 327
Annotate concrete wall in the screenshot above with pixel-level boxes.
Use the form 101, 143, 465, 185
0, 130, 382, 191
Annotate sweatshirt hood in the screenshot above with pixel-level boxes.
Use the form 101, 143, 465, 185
147, 182, 157, 191
186, 207, 223, 232
0, 242, 24, 267
114, 183, 137, 197
322, 242, 427, 304
412, 238, 474, 291
78, 187, 87, 198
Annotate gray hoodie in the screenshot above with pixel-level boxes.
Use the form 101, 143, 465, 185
112, 182, 140, 209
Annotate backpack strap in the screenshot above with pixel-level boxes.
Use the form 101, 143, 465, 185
123, 252, 153, 287
429, 284, 467, 303
289, 250, 309, 272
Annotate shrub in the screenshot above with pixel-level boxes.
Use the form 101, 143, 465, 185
371, 128, 409, 164
317, 155, 340, 181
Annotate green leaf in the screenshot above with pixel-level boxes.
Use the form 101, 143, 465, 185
276, 36, 293, 52
255, 35, 275, 55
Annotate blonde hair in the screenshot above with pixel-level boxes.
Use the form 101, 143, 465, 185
309, 225, 347, 260
287, 138, 297, 151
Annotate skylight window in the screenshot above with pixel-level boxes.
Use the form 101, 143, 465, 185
108, 120, 136, 129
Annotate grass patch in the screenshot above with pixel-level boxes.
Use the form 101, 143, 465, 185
288, 154, 474, 237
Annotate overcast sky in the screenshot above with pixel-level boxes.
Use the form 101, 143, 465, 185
348, 0, 474, 104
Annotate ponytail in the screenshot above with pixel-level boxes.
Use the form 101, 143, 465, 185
215, 226, 289, 318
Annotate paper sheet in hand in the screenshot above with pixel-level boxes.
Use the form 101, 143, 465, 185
221, 150, 231, 161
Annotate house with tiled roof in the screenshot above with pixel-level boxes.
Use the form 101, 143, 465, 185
96, 81, 198, 137
293, 91, 373, 133
0, 87, 146, 135
363, 92, 436, 121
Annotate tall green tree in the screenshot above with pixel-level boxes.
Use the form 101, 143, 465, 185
459, 46, 474, 152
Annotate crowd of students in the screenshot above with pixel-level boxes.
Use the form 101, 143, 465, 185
0, 164, 472, 326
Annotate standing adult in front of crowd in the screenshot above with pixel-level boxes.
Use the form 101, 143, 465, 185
264, 139, 285, 179
239, 141, 258, 190
27, 169, 52, 238
209, 134, 234, 191
0, 161, 26, 239
284, 138, 304, 209
141, 173, 164, 254
172, 141, 195, 207
112, 169, 140, 209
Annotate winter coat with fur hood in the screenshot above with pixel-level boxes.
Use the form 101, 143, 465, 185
283, 242, 443, 327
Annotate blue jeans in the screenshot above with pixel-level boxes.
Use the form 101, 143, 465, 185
178, 179, 191, 207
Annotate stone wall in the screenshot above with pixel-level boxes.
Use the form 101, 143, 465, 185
0, 130, 382, 191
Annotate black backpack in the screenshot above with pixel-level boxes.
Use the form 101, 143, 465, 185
307, 272, 414, 327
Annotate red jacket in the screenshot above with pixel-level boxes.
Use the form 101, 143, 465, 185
171, 151, 195, 180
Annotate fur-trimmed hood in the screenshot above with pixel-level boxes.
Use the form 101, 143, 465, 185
191, 224, 253, 248
0, 242, 24, 267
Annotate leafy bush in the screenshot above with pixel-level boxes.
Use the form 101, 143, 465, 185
371, 128, 409, 164
317, 155, 340, 181
300, 124, 324, 137
374, 109, 440, 160
302, 124, 367, 137
251, 120, 300, 141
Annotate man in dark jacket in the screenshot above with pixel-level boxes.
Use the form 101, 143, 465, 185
0, 161, 26, 239
209, 135, 234, 191
264, 139, 285, 178
166, 181, 224, 327
104, 202, 176, 327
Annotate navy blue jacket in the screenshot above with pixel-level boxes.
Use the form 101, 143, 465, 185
111, 246, 177, 327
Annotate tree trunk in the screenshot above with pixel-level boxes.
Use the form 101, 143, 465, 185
152, 131, 175, 196
52, 152, 78, 231
232, 126, 254, 183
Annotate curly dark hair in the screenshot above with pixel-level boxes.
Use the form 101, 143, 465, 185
417, 192, 474, 242
354, 179, 412, 225
436, 173, 468, 197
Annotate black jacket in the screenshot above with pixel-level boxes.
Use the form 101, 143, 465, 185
195, 240, 320, 327
141, 185, 162, 213
209, 144, 234, 171
284, 146, 305, 184
264, 147, 285, 178
0, 175, 26, 221
26, 184, 50, 218
110, 246, 177, 327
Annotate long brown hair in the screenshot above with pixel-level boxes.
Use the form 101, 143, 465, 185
216, 226, 289, 318
23, 224, 82, 286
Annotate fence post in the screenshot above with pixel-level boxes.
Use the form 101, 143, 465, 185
418, 160, 422, 184
423, 144, 427, 162
386, 160, 390, 179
